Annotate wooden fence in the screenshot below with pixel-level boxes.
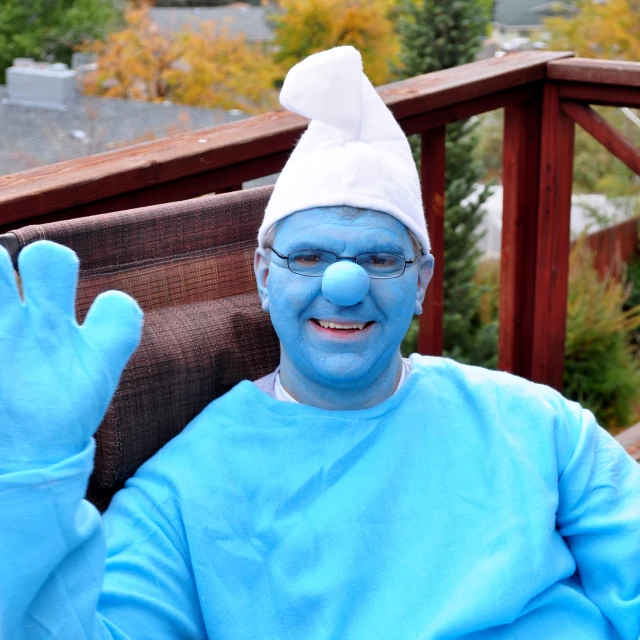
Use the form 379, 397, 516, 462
584, 217, 639, 278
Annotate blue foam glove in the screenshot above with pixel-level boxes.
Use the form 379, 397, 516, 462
0, 241, 143, 472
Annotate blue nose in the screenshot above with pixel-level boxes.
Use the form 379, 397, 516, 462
322, 261, 370, 307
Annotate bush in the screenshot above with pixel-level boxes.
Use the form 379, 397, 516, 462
624, 244, 640, 355
625, 247, 640, 310
564, 239, 640, 430
404, 242, 640, 430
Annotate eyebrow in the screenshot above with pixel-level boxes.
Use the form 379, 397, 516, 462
282, 240, 407, 255
369, 242, 406, 255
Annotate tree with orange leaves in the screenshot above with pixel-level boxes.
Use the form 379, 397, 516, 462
81, 3, 281, 114
545, 0, 640, 217
545, 0, 640, 61
270, 0, 399, 87
166, 21, 280, 113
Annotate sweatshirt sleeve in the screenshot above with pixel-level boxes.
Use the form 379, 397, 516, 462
551, 393, 640, 640
0, 440, 206, 639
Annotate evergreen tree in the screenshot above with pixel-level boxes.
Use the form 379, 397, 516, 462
396, 0, 495, 364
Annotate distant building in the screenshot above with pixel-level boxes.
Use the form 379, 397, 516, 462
491, 0, 578, 48
149, 3, 274, 43
0, 60, 247, 176
469, 186, 638, 258
153, 0, 263, 7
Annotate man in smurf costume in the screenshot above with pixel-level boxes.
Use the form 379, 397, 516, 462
1, 46, 639, 640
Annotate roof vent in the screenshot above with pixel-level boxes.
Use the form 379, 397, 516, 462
7, 60, 77, 110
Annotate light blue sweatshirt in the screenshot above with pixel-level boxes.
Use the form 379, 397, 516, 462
2, 356, 640, 639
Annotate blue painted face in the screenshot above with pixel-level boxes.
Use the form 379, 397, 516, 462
254, 207, 433, 409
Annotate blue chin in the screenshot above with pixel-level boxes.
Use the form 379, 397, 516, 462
286, 317, 396, 388
286, 330, 386, 388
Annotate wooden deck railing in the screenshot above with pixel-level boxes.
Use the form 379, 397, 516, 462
2, 51, 640, 391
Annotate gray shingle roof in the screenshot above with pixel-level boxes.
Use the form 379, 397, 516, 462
493, 0, 577, 27
149, 5, 274, 41
0, 86, 247, 176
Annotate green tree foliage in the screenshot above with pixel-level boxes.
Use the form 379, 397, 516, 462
624, 236, 640, 356
473, 108, 503, 182
394, 0, 491, 73
0, 0, 118, 83
626, 244, 640, 311
396, 0, 494, 364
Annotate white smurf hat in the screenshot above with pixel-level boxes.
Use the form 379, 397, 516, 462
258, 46, 430, 255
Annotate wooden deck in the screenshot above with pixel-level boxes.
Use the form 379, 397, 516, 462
616, 423, 640, 462
2, 51, 640, 393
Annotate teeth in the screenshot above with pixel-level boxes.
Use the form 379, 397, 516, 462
317, 320, 366, 330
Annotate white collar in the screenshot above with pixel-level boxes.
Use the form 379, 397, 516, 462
273, 359, 413, 404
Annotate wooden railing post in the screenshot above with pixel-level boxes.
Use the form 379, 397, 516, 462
531, 82, 575, 390
499, 97, 543, 377
419, 127, 446, 356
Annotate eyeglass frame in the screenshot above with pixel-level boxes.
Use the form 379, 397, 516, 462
269, 247, 423, 279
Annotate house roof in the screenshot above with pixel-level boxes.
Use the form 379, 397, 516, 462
0, 86, 247, 176
149, 5, 274, 41
493, 0, 578, 27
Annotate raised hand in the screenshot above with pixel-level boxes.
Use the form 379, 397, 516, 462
0, 241, 143, 472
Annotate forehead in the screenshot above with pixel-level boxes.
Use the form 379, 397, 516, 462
275, 207, 412, 247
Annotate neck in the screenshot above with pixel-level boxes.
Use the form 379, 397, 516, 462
278, 352, 404, 410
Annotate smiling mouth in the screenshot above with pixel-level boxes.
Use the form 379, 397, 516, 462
311, 319, 375, 331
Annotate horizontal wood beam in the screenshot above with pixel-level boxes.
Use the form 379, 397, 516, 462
379, 51, 571, 120
558, 83, 640, 109
548, 58, 640, 87
0, 151, 290, 232
401, 82, 540, 135
0, 115, 303, 229
0, 51, 572, 228
561, 101, 640, 177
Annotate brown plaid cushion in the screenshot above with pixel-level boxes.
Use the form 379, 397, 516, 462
88, 291, 279, 511
12, 186, 279, 510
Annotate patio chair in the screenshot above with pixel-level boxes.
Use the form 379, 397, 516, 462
1, 186, 280, 511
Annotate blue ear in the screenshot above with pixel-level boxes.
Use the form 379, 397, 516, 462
322, 262, 370, 307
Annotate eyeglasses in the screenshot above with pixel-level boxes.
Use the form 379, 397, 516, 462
270, 247, 422, 279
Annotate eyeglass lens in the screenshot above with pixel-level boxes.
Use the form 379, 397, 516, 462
288, 250, 405, 277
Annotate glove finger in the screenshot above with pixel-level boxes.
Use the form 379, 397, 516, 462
0, 246, 21, 310
18, 241, 79, 323
81, 290, 144, 382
